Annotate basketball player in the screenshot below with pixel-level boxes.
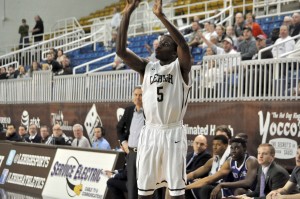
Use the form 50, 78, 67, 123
116, 0, 192, 198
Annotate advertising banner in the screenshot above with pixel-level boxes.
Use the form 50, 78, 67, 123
0, 142, 56, 195
42, 148, 117, 199
0, 101, 299, 171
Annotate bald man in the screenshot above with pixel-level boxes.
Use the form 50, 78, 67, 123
186, 135, 211, 174
186, 135, 211, 199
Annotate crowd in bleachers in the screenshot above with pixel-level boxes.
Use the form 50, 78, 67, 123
185, 11, 300, 64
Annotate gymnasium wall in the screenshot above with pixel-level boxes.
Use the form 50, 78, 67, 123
0, 101, 299, 171
0, 0, 119, 48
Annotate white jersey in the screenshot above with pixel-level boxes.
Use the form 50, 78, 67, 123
142, 58, 191, 124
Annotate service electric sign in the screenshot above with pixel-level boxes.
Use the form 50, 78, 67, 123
42, 149, 116, 199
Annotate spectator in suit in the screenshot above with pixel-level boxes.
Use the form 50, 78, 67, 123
25, 124, 42, 143
106, 144, 128, 199
18, 125, 28, 142
40, 125, 50, 144
239, 143, 290, 199
71, 124, 91, 148
266, 145, 300, 199
92, 125, 111, 150
187, 135, 211, 173
117, 86, 144, 199
6, 124, 22, 142
185, 135, 211, 199
186, 135, 229, 199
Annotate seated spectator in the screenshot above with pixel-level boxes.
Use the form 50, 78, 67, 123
59, 55, 72, 75
49, 48, 58, 60
56, 49, 64, 64
18, 125, 29, 142
0, 67, 7, 80
187, 138, 258, 198
46, 124, 72, 145
25, 124, 42, 143
226, 25, 238, 48
187, 135, 211, 174
272, 25, 295, 58
253, 34, 273, 59
234, 13, 246, 44
245, 12, 266, 38
28, 61, 41, 77
266, 145, 300, 199
6, 66, 19, 79
238, 27, 257, 60
106, 144, 128, 199
282, 16, 293, 34
187, 135, 229, 199
144, 39, 159, 62
188, 21, 202, 47
202, 23, 217, 48
239, 143, 290, 199
71, 124, 91, 148
186, 135, 211, 199
17, 65, 29, 78
92, 125, 111, 150
6, 124, 22, 142
215, 25, 225, 47
40, 125, 50, 144
45, 52, 62, 74
291, 12, 300, 37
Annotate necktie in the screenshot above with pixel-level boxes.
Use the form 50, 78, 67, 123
259, 171, 266, 197
77, 139, 79, 146
187, 153, 196, 168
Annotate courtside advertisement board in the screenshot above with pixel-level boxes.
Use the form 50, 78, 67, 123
0, 142, 56, 195
42, 148, 117, 199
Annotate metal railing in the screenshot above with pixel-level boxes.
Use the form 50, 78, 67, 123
0, 56, 299, 104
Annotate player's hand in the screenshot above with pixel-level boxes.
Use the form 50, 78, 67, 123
153, 0, 163, 17
123, 0, 141, 14
104, 170, 114, 178
122, 141, 130, 154
210, 184, 221, 199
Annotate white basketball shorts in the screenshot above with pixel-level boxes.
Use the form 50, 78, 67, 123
136, 121, 187, 196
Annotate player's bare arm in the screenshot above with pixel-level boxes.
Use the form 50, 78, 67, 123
186, 160, 231, 190
187, 158, 213, 180
217, 156, 259, 189
116, 0, 148, 78
153, 0, 191, 85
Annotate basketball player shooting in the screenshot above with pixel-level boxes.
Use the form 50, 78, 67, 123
116, 0, 192, 198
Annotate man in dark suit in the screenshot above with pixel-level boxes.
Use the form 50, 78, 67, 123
242, 143, 290, 199
25, 124, 41, 143
186, 135, 211, 199
117, 86, 144, 199
186, 135, 211, 174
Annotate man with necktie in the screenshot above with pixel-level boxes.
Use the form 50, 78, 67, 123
239, 143, 290, 199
